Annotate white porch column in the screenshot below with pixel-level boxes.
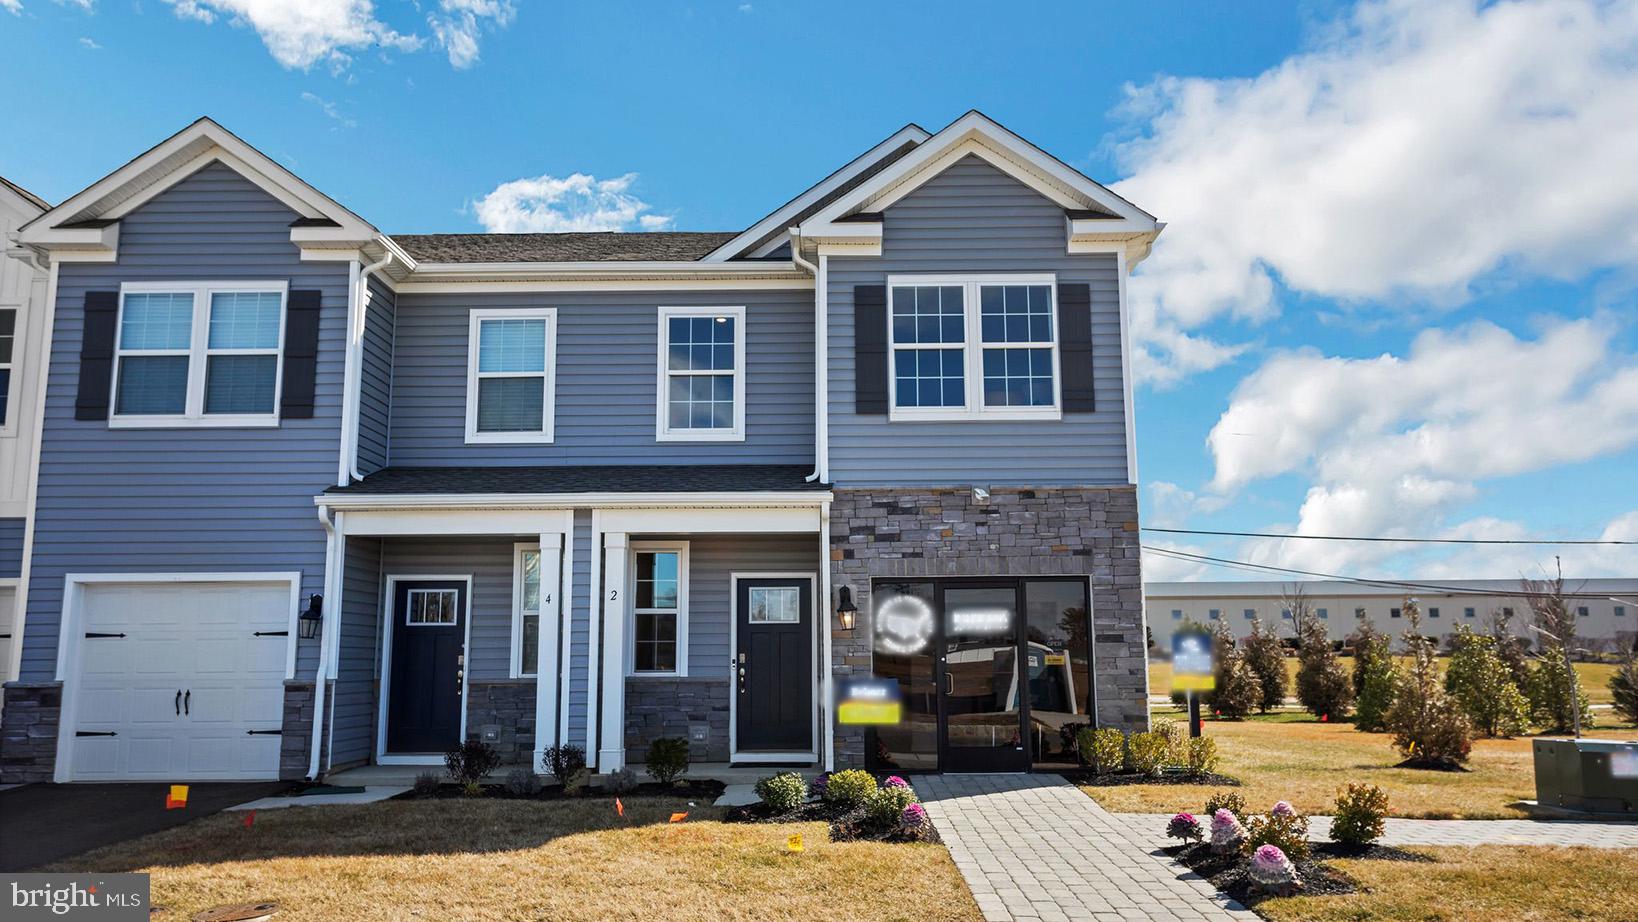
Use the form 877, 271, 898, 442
531, 532, 564, 771
597, 531, 629, 771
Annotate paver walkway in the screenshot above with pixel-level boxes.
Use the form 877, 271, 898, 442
918, 774, 1257, 922
1115, 813, 1638, 849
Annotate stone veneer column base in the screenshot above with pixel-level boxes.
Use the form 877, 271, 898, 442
466, 679, 537, 765
624, 677, 729, 764
1, 681, 63, 784
280, 680, 318, 781
827, 486, 1150, 769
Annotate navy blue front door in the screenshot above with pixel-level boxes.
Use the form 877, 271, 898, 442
735, 578, 813, 753
387, 580, 466, 753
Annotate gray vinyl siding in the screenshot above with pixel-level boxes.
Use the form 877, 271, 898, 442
20, 162, 348, 681
670, 533, 816, 679
0, 517, 22, 578
357, 274, 395, 475
379, 537, 517, 681
567, 510, 591, 747
388, 290, 814, 466
826, 154, 1131, 487
334, 536, 382, 767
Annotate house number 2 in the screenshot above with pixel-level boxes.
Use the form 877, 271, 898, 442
609, 589, 619, 600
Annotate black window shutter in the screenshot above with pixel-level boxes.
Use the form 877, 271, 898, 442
281, 289, 322, 419
1058, 283, 1095, 412
854, 285, 889, 415
74, 292, 120, 421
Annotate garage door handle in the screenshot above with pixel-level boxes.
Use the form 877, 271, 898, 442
246, 730, 282, 736
85, 632, 126, 639
76, 731, 116, 737
184, 690, 190, 716
175, 690, 182, 716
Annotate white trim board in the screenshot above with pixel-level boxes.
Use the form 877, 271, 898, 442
726, 571, 820, 764
375, 573, 474, 765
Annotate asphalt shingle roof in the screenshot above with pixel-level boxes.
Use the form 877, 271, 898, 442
326, 464, 828, 495
390, 231, 740, 263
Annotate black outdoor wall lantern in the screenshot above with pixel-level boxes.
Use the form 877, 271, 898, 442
836, 585, 858, 632
298, 594, 324, 640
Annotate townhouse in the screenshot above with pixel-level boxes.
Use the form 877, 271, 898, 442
1, 111, 1160, 783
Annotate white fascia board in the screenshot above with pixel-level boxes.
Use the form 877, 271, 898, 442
315, 491, 833, 510
701, 123, 931, 262
405, 259, 806, 277
17, 224, 121, 261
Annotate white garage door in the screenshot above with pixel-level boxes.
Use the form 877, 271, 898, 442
68, 580, 291, 781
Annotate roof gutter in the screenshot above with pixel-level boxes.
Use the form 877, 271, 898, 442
789, 230, 827, 484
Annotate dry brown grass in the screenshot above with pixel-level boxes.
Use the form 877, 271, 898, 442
1257, 845, 1638, 922
1148, 659, 1621, 703
49, 797, 980, 922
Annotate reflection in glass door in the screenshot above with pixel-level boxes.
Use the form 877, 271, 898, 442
940, 584, 1028, 772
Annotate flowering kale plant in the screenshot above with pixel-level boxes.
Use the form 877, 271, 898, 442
1248, 844, 1301, 895
1209, 808, 1247, 855
1166, 812, 1204, 845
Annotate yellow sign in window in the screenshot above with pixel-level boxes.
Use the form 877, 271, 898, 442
838, 701, 902, 725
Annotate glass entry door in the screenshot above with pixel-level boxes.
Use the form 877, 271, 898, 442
938, 584, 1029, 772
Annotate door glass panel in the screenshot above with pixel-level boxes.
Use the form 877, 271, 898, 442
869, 582, 938, 771
406, 589, 459, 625
943, 587, 1021, 753
748, 586, 800, 623
1024, 580, 1092, 768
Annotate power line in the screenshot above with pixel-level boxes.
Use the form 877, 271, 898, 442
1140, 545, 1625, 600
1141, 527, 1634, 546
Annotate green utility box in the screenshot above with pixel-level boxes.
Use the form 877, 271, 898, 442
1532, 738, 1638, 815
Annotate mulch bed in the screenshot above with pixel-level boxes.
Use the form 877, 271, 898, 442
724, 799, 941, 844
1394, 757, 1471, 772
1061, 769, 1241, 788
396, 779, 726, 801
1165, 839, 1431, 908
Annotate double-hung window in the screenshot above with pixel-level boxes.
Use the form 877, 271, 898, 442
887, 274, 1060, 421
0, 306, 14, 428
629, 541, 688, 676
466, 308, 556, 443
111, 282, 286, 427
514, 544, 543, 677
657, 306, 745, 441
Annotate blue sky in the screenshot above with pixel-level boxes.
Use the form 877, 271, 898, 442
4, 0, 1635, 583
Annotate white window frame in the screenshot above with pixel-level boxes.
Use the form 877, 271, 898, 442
655, 305, 746, 442
511, 542, 543, 678
0, 301, 18, 435
627, 540, 689, 677
885, 273, 1062, 422
110, 280, 288, 429
465, 307, 557, 445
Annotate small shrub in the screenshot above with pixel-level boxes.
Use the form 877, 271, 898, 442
823, 769, 878, 810
504, 768, 542, 796
1152, 719, 1186, 766
1185, 737, 1219, 776
1248, 844, 1301, 895
1076, 727, 1126, 774
1166, 812, 1204, 845
1613, 655, 1638, 725
444, 739, 501, 795
412, 771, 441, 797
605, 766, 639, 794
543, 743, 587, 780
865, 783, 919, 827
1445, 627, 1530, 737
1386, 603, 1473, 766
1246, 808, 1310, 861
562, 767, 590, 795
1203, 791, 1247, 824
754, 771, 808, 813
1330, 783, 1389, 847
1127, 731, 1169, 777
1208, 808, 1246, 855
645, 737, 691, 785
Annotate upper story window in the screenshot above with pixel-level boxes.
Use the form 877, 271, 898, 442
0, 307, 14, 428
1243, 608, 1255, 619
1318, 608, 1329, 620
657, 306, 745, 442
466, 308, 556, 444
112, 282, 285, 428
630, 541, 688, 676
1428, 607, 1439, 618
887, 274, 1060, 421
1355, 607, 1367, 619
1577, 606, 1590, 617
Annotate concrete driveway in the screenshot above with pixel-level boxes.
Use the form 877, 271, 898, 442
0, 781, 289, 871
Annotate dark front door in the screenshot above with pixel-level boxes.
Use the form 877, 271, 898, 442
938, 583, 1030, 772
387, 579, 467, 753
735, 578, 813, 753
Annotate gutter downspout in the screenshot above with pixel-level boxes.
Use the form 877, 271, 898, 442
308, 503, 338, 780
790, 229, 827, 483
340, 250, 395, 485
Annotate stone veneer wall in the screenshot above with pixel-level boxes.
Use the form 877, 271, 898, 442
466, 679, 536, 764
280, 681, 317, 781
827, 486, 1150, 768
1, 681, 62, 783
624, 677, 729, 764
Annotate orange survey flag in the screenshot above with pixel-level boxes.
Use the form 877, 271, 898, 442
615, 798, 624, 818
165, 785, 189, 810
668, 812, 688, 823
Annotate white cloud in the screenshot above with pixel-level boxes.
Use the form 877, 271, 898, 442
738, 3, 754, 12
1, 0, 21, 16
471, 172, 673, 234
301, 91, 356, 129
1204, 316, 1638, 575
78, 35, 101, 48
1111, 0, 1638, 386
55, 0, 95, 10
427, 0, 513, 69
164, 0, 422, 71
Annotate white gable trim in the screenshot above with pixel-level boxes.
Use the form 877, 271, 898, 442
800, 111, 1158, 239
701, 123, 931, 262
